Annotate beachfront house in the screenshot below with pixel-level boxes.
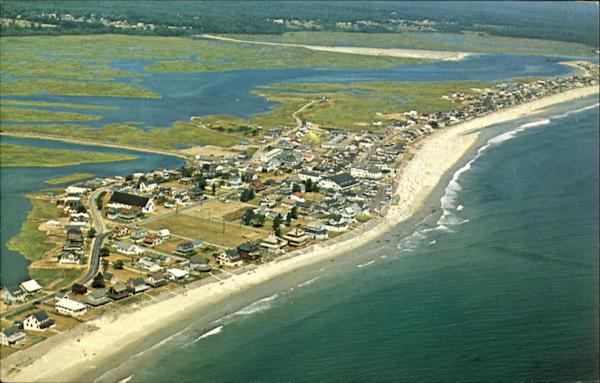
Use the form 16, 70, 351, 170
282, 228, 309, 247
128, 278, 151, 294
260, 234, 288, 254
3, 285, 27, 304
83, 290, 111, 307
107, 284, 132, 300
217, 248, 243, 267
303, 222, 329, 240
147, 272, 168, 288
167, 268, 189, 281
23, 310, 55, 331
55, 298, 87, 317
0, 326, 27, 346
187, 255, 212, 272
237, 242, 261, 261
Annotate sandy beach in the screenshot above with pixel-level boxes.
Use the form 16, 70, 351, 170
198, 34, 472, 61
1, 85, 597, 383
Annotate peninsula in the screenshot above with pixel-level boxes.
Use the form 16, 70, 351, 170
1, 60, 597, 382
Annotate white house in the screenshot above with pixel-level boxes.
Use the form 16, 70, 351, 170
19, 279, 42, 295
115, 241, 145, 256
108, 191, 154, 213
260, 148, 283, 163
137, 258, 162, 272
0, 326, 26, 346
217, 248, 243, 267
65, 186, 89, 196
157, 229, 171, 240
23, 310, 55, 331
56, 298, 87, 317
319, 173, 359, 191
167, 268, 189, 280
350, 164, 383, 180
3, 285, 26, 304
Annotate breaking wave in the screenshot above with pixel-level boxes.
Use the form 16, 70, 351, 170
228, 294, 279, 317
398, 102, 596, 254
194, 325, 224, 342
357, 260, 376, 268
298, 277, 320, 288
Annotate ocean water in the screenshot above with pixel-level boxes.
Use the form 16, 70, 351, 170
0, 136, 185, 286
96, 97, 599, 382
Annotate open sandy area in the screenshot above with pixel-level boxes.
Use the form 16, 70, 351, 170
1, 85, 597, 383
199, 34, 472, 61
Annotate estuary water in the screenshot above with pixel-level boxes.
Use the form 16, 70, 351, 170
96, 96, 598, 382
1, 54, 578, 128
0, 136, 184, 286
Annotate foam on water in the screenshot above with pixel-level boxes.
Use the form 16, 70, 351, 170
227, 294, 280, 318
357, 260, 376, 268
398, 102, 597, 255
194, 325, 224, 342
298, 277, 320, 288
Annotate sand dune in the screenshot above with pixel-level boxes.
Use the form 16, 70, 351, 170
198, 34, 472, 61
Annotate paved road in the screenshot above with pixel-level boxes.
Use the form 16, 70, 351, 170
78, 188, 110, 285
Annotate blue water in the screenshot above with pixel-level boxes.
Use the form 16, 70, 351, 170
1, 54, 577, 128
97, 98, 598, 382
0, 136, 185, 286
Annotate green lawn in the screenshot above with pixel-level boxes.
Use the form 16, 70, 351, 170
0, 107, 102, 122
5, 194, 63, 262
45, 172, 95, 185
29, 268, 82, 289
0, 143, 138, 167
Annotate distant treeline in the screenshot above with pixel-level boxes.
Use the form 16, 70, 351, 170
1, 1, 598, 47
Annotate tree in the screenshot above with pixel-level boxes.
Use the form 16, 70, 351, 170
87, 228, 96, 238
102, 259, 109, 272
125, 173, 133, 181
273, 214, 282, 236
252, 214, 265, 227
290, 206, 298, 219
113, 260, 124, 269
242, 208, 255, 226
240, 188, 255, 202
292, 183, 301, 193
305, 178, 313, 192
285, 212, 292, 226
212, 183, 217, 195
92, 272, 105, 288
99, 247, 110, 257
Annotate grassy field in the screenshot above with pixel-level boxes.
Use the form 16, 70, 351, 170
1, 120, 243, 149
5, 194, 63, 262
29, 268, 82, 289
0, 143, 138, 167
0, 106, 102, 122
224, 31, 597, 57
177, 80, 493, 131
1, 78, 159, 98
0, 99, 118, 110
45, 173, 95, 185
145, 214, 263, 248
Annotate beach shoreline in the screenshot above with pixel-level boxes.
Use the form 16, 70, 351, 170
1, 85, 597, 383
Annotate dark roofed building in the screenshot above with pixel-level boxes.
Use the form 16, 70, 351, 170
108, 191, 154, 213
319, 173, 359, 191
23, 310, 55, 331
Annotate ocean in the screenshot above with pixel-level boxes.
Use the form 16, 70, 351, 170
90, 96, 598, 382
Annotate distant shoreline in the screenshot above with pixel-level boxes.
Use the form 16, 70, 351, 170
2, 85, 597, 383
